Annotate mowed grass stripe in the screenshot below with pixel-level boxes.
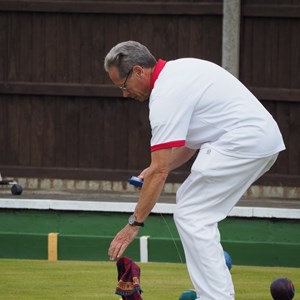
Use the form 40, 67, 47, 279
0, 259, 299, 299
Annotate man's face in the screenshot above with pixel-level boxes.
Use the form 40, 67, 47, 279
108, 66, 151, 102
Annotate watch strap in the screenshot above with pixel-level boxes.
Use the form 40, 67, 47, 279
132, 220, 144, 227
129, 214, 144, 227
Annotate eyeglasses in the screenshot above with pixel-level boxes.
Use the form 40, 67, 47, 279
120, 68, 133, 91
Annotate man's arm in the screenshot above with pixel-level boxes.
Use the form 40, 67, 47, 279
134, 147, 172, 221
169, 146, 197, 171
108, 148, 171, 260
138, 146, 197, 178
108, 146, 197, 260
135, 146, 197, 221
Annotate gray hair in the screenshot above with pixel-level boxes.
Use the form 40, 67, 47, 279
104, 41, 157, 78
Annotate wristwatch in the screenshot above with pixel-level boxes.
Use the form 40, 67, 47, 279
128, 214, 144, 227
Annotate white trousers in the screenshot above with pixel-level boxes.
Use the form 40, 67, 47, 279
174, 147, 278, 300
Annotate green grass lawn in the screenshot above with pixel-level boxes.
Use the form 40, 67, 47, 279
0, 259, 298, 299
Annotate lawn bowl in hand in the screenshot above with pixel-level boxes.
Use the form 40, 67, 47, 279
129, 176, 144, 188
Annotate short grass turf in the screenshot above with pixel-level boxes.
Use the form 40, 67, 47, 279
0, 259, 299, 299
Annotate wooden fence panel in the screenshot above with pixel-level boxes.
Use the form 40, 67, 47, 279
0, 0, 299, 186
240, 1, 300, 185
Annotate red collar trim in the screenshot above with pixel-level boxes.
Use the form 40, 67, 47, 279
151, 59, 167, 89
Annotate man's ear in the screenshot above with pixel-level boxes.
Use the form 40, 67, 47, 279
133, 65, 143, 78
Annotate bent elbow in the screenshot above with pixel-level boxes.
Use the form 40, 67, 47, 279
151, 165, 169, 182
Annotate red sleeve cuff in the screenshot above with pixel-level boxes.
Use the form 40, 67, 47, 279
150, 140, 185, 152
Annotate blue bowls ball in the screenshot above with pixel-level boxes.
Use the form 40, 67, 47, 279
224, 251, 232, 270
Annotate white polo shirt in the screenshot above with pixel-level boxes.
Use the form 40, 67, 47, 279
149, 58, 285, 158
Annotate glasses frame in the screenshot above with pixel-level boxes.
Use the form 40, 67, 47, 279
120, 68, 133, 91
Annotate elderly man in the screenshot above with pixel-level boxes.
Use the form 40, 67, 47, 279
104, 41, 285, 300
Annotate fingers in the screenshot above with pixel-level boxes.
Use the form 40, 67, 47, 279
108, 225, 140, 261
138, 167, 150, 179
108, 240, 125, 261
